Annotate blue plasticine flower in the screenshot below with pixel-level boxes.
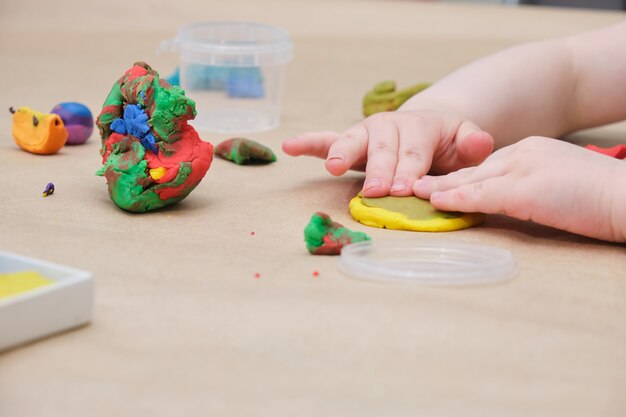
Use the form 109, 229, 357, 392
110, 104, 159, 154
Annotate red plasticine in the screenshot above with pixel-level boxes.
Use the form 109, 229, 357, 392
143, 125, 212, 200
97, 62, 213, 212
585, 144, 626, 159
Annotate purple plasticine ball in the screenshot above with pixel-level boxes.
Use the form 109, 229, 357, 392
50, 102, 94, 145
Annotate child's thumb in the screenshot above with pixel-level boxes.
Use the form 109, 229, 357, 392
455, 121, 494, 166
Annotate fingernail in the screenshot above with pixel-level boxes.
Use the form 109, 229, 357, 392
363, 178, 382, 191
327, 152, 345, 161
431, 191, 444, 200
390, 181, 407, 192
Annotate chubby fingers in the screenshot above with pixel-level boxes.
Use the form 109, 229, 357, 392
428, 119, 494, 174
282, 129, 367, 175
412, 169, 512, 215
412, 147, 517, 215
282, 131, 341, 158
413, 167, 478, 199
388, 113, 438, 196
356, 111, 453, 197
454, 121, 494, 166
360, 115, 401, 197
429, 177, 512, 215
324, 124, 370, 176
413, 146, 511, 199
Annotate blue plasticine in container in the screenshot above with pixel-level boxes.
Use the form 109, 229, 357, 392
158, 21, 293, 133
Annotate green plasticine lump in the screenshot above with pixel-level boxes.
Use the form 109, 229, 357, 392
215, 137, 277, 165
362, 80, 431, 117
304, 212, 371, 255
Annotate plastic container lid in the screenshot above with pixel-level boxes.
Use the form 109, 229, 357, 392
159, 21, 293, 67
339, 239, 517, 286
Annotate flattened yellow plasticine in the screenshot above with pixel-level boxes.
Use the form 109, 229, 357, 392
349, 194, 484, 232
0, 271, 53, 299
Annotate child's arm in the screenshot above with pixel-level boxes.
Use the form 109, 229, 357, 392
406, 21, 626, 147
282, 22, 626, 198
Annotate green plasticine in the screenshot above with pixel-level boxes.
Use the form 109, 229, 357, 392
215, 138, 277, 165
150, 87, 196, 143
362, 80, 430, 117
99, 63, 196, 144
304, 214, 329, 252
154, 162, 195, 198
304, 212, 370, 255
96, 62, 214, 213
97, 140, 163, 211
97, 83, 124, 138
97, 144, 198, 212
361, 195, 462, 221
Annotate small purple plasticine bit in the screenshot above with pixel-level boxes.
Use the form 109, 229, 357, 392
42, 182, 55, 197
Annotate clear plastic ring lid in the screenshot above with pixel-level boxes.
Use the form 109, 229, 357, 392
339, 239, 518, 286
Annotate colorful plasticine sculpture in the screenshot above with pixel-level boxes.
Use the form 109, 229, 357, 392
96, 62, 213, 212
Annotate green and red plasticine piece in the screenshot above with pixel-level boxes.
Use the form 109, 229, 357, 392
96, 62, 213, 212
215, 138, 277, 165
304, 212, 370, 255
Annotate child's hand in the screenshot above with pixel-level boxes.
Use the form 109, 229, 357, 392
282, 110, 494, 197
413, 137, 626, 242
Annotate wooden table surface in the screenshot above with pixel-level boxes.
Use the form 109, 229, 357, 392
1, 1, 625, 416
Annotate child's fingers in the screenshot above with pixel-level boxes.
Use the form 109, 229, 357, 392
389, 116, 438, 196
413, 159, 509, 199
282, 131, 341, 158
412, 167, 476, 198
361, 116, 401, 197
414, 145, 514, 197
429, 176, 511, 214
324, 124, 370, 176
455, 122, 494, 165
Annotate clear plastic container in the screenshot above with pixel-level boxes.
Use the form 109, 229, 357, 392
339, 239, 518, 286
159, 22, 293, 133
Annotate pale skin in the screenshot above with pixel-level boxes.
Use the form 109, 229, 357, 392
282, 22, 626, 242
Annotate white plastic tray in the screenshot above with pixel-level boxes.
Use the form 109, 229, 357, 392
0, 251, 93, 351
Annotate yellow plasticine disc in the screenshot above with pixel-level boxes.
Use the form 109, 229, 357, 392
349, 194, 483, 232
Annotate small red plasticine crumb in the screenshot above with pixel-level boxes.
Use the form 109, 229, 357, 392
585, 144, 626, 159
254, 273, 261, 279
312, 271, 320, 278
250, 231, 255, 236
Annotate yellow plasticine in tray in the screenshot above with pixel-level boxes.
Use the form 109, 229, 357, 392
349, 194, 483, 232
0, 271, 53, 299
